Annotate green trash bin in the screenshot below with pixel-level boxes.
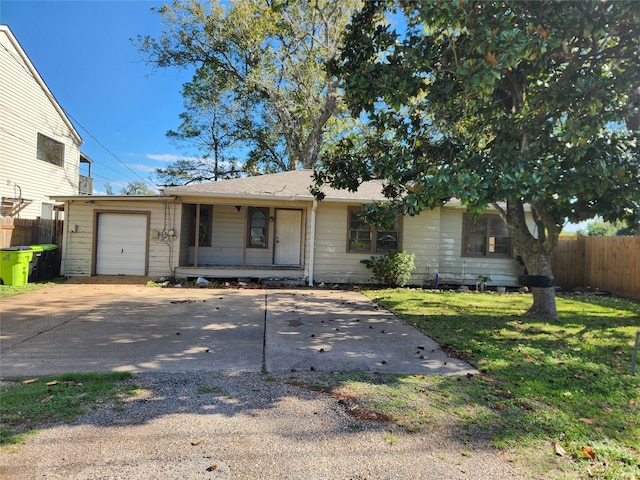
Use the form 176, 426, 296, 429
0, 246, 34, 286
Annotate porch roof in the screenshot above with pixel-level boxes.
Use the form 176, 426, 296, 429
162, 170, 388, 203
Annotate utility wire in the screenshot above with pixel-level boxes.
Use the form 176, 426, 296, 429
2, 39, 158, 191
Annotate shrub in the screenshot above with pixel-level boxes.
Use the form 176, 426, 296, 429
361, 251, 416, 286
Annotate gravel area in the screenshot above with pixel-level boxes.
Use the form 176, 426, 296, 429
1, 371, 529, 479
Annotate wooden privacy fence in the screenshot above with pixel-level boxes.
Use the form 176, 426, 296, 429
0, 217, 63, 248
551, 236, 640, 300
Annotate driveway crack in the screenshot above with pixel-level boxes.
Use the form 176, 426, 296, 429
0, 309, 97, 351
262, 290, 268, 373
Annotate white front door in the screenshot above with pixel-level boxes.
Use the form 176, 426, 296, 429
96, 213, 147, 275
274, 209, 302, 266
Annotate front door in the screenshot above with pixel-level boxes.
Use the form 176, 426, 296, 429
274, 209, 302, 265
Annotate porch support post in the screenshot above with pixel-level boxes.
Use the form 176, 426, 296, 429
308, 199, 318, 286
242, 206, 247, 267
194, 203, 200, 268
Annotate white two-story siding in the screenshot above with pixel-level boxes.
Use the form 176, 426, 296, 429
0, 25, 83, 219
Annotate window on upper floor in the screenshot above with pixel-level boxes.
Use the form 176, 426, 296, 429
37, 133, 64, 167
247, 207, 269, 248
347, 207, 401, 253
462, 214, 511, 257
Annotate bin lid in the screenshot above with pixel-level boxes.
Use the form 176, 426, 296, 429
30, 245, 45, 252
1, 246, 32, 251
31, 244, 58, 251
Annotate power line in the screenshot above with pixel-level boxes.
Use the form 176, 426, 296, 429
2, 35, 158, 191
61, 109, 158, 190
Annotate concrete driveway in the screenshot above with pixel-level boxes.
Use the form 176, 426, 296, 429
0, 282, 475, 377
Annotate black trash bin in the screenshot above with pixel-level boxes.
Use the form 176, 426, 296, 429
28, 245, 45, 282
31, 244, 60, 281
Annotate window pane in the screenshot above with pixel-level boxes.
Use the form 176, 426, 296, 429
349, 229, 371, 251
376, 231, 398, 252
37, 133, 64, 166
489, 218, 508, 236
488, 218, 510, 255
188, 205, 213, 247
489, 236, 510, 254
464, 234, 486, 254
248, 208, 268, 247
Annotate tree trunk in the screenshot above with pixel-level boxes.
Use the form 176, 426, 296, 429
526, 287, 557, 318
521, 251, 557, 319
502, 199, 559, 320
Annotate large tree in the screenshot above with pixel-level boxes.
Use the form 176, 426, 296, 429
316, 0, 640, 318
157, 71, 245, 184
136, 0, 361, 176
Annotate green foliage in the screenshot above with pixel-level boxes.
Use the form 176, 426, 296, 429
105, 181, 156, 196
0, 373, 135, 445
318, 0, 640, 317
358, 290, 640, 479
361, 251, 415, 286
136, 0, 362, 176
579, 219, 631, 237
0, 280, 62, 299
157, 72, 244, 185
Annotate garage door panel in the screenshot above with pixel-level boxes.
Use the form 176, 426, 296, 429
96, 214, 147, 275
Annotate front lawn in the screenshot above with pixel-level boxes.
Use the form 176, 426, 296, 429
303, 291, 639, 479
0, 280, 63, 299
0, 372, 136, 447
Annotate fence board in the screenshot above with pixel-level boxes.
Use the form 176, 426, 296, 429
0, 217, 63, 248
552, 236, 640, 300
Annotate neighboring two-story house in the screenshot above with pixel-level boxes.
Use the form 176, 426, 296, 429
0, 24, 92, 220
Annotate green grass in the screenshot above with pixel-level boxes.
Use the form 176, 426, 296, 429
0, 279, 64, 299
0, 372, 136, 447
293, 291, 640, 480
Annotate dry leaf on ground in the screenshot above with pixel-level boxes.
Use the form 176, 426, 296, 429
582, 446, 596, 459
579, 418, 596, 425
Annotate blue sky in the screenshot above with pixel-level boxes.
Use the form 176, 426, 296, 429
1, 0, 194, 194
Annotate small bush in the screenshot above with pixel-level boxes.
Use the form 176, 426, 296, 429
361, 251, 416, 286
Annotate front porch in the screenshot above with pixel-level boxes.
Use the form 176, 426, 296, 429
174, 265, 306, 284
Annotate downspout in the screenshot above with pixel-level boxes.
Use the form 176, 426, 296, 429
308, 199, 318, 286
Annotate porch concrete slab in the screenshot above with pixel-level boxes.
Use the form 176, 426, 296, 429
0, 283, 475, 377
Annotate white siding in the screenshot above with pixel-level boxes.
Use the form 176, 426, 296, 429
402, 209, 441, 286
61, 199, 181, 278
438, 207, 523, 287
312, 203, 371, 284
312, 204, 442, 286
0, 27, 83, 219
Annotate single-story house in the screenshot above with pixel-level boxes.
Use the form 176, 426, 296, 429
52, 170, 529, 287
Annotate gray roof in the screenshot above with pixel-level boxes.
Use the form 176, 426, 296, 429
162, 170, 388, 202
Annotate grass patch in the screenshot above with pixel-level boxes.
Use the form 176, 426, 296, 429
292, 292, 639, 479
0, 372, 136, 446
0, 279, 64, 299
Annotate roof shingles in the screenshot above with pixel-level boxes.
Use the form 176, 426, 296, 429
163, 170, 387, 202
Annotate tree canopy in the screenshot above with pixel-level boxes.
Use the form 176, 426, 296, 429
136, 0, 362, 178
317, 0, 640, 318
105, 181, 156, 196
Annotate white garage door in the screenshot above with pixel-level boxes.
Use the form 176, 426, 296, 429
96, 213, 147, 275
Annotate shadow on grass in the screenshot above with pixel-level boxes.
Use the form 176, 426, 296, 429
358, 291, 640, 455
